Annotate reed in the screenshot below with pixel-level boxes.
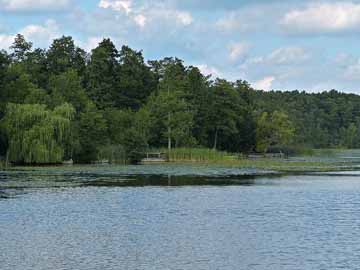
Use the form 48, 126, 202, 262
157, 147, 237, 162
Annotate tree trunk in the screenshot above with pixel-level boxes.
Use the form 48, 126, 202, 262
167, 86, 171, 160
168, 112, 171, 161
168, 130, 171, 151
213, 127, 219, 150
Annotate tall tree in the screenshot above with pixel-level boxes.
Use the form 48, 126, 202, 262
116, 46, 156, 110
46, 36, 86, 76
0, 50, 10, 116
10, 34, 33, 62
147, 88, 194, 150
184, 66, 211, 146
86, 38, 119, 109
208, 79, 241, 150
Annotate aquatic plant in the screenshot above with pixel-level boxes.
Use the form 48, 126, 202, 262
155, 147, 236, 162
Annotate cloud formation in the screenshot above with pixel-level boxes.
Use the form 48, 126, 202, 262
252, 76, 276, 91
281, 2, 360, 34
0, 19, 59, 49
228, 42, 250, 62
0, 0, 70, 12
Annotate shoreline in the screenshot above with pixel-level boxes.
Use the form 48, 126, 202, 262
3, 158, 360, 174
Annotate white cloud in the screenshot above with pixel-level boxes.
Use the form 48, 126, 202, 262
98, 0, 132, 14
98, 0, 193, 28
344, 59, 360, 80
0, 34, 14, 50
252, 76, 275, 91
134, 14, 147, 28
21, 19, 59, 42
0, 0, 70, 11
228, 42, 250, 61
267, 47, 310, 64
216, 12, 255, 32
176, 11, 193, 26
281, 2, 360, 34
242, 46, 310, 68
197, 64, 221, 78
334, 52, 357, 67
80, 36, 104, 52
0, 19, 59, 50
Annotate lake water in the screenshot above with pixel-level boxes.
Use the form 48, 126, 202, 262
1, 165, 360, 270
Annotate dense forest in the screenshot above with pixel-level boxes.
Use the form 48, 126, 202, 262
0, 34, 359, 164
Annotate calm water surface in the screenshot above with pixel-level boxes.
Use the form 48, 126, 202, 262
1, 165, 360, 270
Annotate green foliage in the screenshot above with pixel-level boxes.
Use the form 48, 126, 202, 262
98, 145, 127, 164
2, 103, 74, 164
340, 123, 358, 148
163, 147, 234, 162
46, 36, 86, 76
48, 69, 89, 112
116, 46, 157, 110
256, 111, 295, 153
105, 107, 152, 163
147, 87, 195, 149
74, 103, 108, 163
10, 34, 33, 62
207, 79, 248, 151
86, 38, 119, 109
2, 34, 360, 165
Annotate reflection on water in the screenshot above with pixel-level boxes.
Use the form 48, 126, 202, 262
2, 165, 360, 269
0, 165, 279, 197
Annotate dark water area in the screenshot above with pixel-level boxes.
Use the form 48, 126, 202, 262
1, 165, 360, 269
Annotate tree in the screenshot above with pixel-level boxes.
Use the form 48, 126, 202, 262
147, 88, 194, 150
105, 107, 152, 162
116, 46, 157, 110
22, 48, 49, 89
10, 34, 33, 62
46, 36, 86, 76
184, 66, 211, 146
207, 79, 242, 150
48, 69, 89, 112
74, 103, 108, 163
340, 123, 358, 148
0, 50, 10, 116
86, 38, 119, 109
1, 66, 37, 105
256, 111, 295, 153
1, 103, 74, 164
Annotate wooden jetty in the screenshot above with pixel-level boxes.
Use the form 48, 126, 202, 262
248, 152, 285, 159
141, 152, 167, 164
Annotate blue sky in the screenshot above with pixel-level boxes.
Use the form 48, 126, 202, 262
1, 0, 360, 92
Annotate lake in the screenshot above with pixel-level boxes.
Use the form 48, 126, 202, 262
1, 164, 360, 269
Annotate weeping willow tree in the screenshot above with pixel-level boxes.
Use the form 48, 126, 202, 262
2, 103, 74, 164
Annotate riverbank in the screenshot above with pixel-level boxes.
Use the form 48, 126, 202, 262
4, 148, 360, 173
6, 159, 358, 174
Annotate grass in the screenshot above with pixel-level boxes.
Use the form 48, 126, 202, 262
158, 147, 237, 162
219, 158, 348, 172
0, 159, 7, 170
153, 147, 353, 173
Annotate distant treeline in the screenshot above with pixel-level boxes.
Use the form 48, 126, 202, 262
0, 34, 358, 164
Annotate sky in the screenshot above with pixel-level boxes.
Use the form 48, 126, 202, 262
1, 0, 360, 92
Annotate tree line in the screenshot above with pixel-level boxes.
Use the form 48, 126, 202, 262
0, 34, 358, 164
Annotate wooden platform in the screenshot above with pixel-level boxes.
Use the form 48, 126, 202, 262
141, 152, 167, 164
